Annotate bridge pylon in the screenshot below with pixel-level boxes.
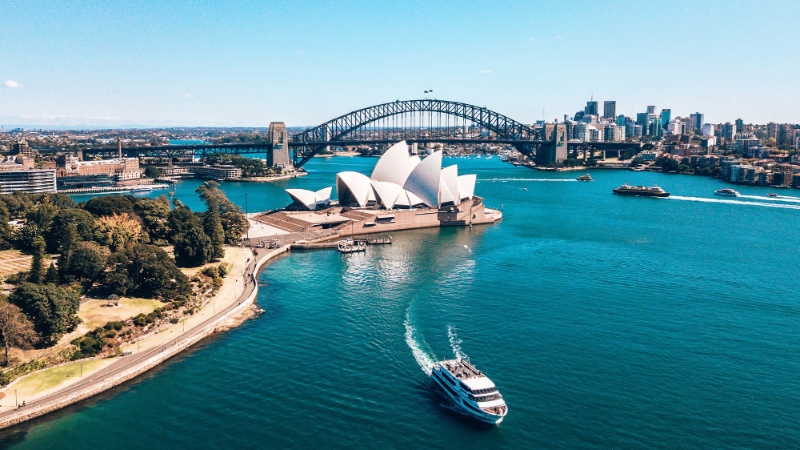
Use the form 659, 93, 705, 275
268, 122, 292, 169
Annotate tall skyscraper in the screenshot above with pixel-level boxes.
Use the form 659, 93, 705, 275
636, 112, 648, 128
735, 118, 744, 132
690, 112, 704, 131
646, 105, 656, 114
585, 101, 598, 116
661, 109, 671, 129
603, 101, 616, 119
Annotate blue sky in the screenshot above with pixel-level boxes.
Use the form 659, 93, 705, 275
1, 0, 798, 127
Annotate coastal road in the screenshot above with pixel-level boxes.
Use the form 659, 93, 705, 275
0, 247, 267, 428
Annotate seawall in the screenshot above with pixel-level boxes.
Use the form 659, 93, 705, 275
0, 245, 290, 430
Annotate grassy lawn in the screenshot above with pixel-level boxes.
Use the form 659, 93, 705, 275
78, 298, 163, 330
12, 359, 115, 398
0, 250, 57, 277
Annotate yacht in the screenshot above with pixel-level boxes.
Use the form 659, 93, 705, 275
612, 184, 670, 197
714, 188, 740, 197
576, 174, 593, 181
430, 358, 507, 424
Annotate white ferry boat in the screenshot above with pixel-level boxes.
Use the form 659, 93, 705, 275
714, 188, 740, 197
430, 358, 507, 424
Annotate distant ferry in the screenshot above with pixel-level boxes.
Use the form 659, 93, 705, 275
714, 188, 740, 197
132, 186, 154, 193
612, 184, 670, 197
430, 358, 507, 424
576, 174, 593, 181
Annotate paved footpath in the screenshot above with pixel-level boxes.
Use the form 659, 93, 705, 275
0, 246, 286, 430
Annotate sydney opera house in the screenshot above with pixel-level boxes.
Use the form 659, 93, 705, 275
251, 141, 501, 239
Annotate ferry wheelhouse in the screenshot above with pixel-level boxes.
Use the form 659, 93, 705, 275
430, 358, 507, 424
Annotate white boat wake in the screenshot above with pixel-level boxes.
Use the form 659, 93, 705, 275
404, 309, 435, 375
739, 194, 800, 203
479, 178, 577, 182
669, 196, 800, 210
447, 325, 468, 360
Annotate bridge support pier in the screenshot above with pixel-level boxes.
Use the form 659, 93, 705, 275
268, 122, 292, 169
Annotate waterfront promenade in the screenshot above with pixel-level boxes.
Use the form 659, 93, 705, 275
0, 245, 288, 429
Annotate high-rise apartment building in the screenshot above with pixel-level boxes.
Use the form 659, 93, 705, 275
722, 122, 737, 140
661, 109, 671, 129
603, 101, 616, 119
735, 118, 744, 132
690, 113, 704, 131
585, 101, 599, 116
702, 123, 715, 137
778, 124, 795, 147
646, 105, 656, 115
766, 122, 779, 141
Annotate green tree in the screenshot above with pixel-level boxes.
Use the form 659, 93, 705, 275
28, 236, 46, 284
174, 222, 212, 267
105, 245, 191, 300
144, 166, 160, 178
9, 283, 81, 345
203, 197, 225, 261
83, 196, 136, 217
44, 263, 60, 284
0, 198, 14, 250
25, 203, 59, 233
14, 222, 41, 253
133, 197, 170, 244
196, 181, 248, 245
0, 301, 39, 363
103, 251, 134, 296
65, 242, 108, 289
46, 209, 95, 254
167, 203, 201, 244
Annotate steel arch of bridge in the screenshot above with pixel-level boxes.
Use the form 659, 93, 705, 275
291, 99, 542, 166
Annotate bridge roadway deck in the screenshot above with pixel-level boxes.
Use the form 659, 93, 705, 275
0, 246, 286, 430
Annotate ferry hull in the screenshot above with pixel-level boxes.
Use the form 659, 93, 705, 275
613, 189, 670, 198
430, 368, 505, 424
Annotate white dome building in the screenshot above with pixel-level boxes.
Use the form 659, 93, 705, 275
334, 141, 476, 210
285, 141, 478, 211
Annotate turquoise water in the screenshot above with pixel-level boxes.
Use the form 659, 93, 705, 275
5, 158, 800, 448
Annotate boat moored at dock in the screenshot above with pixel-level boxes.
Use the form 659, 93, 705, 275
430, 358, 507, 424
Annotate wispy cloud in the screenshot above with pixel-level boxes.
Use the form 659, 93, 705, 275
553, 35, 562, 40
182, 92, 194, 98
479, 70, 492, 74
296, 50, 306, 55
4, 80, 23, 88
527, 37, 536, 42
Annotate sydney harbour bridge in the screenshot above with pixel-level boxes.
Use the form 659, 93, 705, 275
80, 99, 640, 167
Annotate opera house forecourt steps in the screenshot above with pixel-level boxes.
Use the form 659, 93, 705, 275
249, 141, 501, 241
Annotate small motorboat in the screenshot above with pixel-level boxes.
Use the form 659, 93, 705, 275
767, 193, 778, 198
576, 174, 593, 181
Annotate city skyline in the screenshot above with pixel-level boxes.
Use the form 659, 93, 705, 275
2, 0, 799, 127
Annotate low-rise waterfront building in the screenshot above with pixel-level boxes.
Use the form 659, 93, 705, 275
194, 165, 242, 180
0, 169, 57, 194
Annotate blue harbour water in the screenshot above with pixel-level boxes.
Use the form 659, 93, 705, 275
3, 157, 800, 449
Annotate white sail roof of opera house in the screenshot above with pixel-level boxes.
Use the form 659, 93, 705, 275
285, 187, 332, 210
402, 150, 442, 208
324, 140, 478, 210
370, 141, 422, 187
336, 171, 375, 207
